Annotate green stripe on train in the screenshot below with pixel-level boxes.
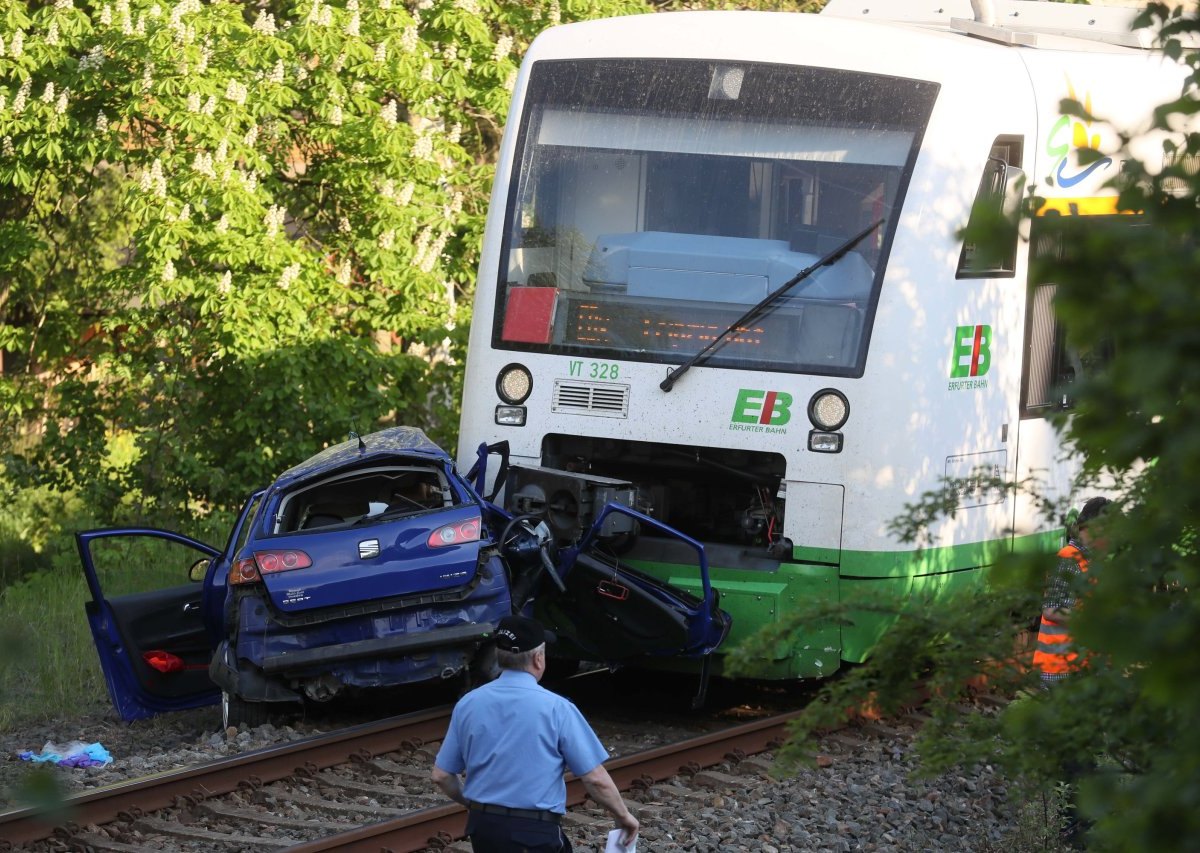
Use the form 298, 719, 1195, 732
628, 529, 1063, 680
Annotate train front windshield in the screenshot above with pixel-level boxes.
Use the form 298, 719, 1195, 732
494, 59, 937, 377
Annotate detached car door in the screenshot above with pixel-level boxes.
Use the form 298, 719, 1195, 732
78, 528, 222, 721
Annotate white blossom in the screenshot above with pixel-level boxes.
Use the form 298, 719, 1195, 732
140, 159, 167, 198
374, 42, 387, 63
336, 258, 352, 285
400, 26, 417, 53
549, 0, 561, 26
380, 179, 395, 199
215, 139, 229, 162
268, 60, 285, 85
318, 5, 333, 26
421, 63, 433, 81
244, 125, 260, 146
118, 0, 133, 35
99, 5, 112, 25
225, 80, 247, 106
0, 92, 6, 113
265, 204, 286, 238
397, 181, 415, 206
379, 0, 390, 8
216, 213, 229, 233
164, 130, 175, 150
79, 45, 106, 72
412, 132, 433, 160
197, 45, 210, 74
463, 56, 472, 72
278, 262, 301, 290
306, 0, 323, 25
379, 229, 395, 250
177, 203, 191, 222
421, 233, 447, 272
333, 52, 346, 72
444, 45, 457, 63
142, 63, 154, 91
55, 88, 69, 115
351, 80, 366, 95
13, 80, 31, 115
192, 151, 215, 177
330, 104, 343, 126
240, 170, 258, 192
187, 92, 201, 113
2, 137, 14, 158
96, 111, 108, 132
0, 35, 6, 57
149, 4, 162, 17
381, 99, 398, 125
135, 14, 146, 36
10, 30, 22, 58
46, 21, 61, 47
41, 82, 56, 104
492, 35, 512, 63
295, 64, 309, 83
202, 95, 216, 115
345, 12, 360, 37
338, 216, 351, 233
162, 260, 177, 282
504, 69, 516, 92
252, 12, 277, 36
218, 270, 232, 293
448, 122, 462, 144
453, 0, 478, 14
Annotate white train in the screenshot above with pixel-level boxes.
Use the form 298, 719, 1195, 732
456, 0, 1189, 677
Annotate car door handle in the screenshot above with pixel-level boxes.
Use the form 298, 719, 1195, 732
182, 601, 202, 613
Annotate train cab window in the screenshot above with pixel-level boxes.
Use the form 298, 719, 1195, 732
957, 136, 1024, 278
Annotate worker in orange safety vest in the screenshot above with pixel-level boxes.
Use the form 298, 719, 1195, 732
1034, 496, 1111, 684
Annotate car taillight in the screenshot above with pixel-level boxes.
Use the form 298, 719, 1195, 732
428, 516, 481, 548
230, 550, 312, 585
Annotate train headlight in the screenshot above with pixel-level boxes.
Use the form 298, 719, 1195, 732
808, 431, 844, 453
807, 389, 849, 431
495, 405, 527, 427
496, 363, 532, 405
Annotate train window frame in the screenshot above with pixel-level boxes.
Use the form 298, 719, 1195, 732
1019, 215, 1126, 418
957, 136, 1025, 279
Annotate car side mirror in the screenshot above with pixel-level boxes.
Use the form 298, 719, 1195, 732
188, 558, 211, 582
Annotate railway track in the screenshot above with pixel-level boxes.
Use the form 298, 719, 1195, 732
0, 699, 803, 852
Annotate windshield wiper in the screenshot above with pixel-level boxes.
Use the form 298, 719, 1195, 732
659, 219, 885, 393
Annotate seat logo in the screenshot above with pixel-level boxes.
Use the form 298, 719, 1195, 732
359, 539, 381, 559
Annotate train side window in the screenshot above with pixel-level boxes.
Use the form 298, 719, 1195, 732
1021, 216, 1128, 418
957, 136, 1025, 278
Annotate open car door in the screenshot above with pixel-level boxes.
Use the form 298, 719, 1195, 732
538, 504, 732, 663
78, 528, 221, 721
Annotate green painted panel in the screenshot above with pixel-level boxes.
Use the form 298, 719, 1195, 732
628, 531, 1063, 679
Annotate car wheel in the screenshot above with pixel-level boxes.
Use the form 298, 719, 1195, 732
221, 691, 271, 730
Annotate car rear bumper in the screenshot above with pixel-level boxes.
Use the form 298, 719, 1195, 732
259, 621, 495, 674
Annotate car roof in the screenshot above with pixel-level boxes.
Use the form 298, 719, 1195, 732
271, 426, 452, 492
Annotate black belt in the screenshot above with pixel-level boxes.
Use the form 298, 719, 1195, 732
468, 802, 563, 824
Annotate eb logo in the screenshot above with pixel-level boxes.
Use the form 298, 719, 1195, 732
950, 325, 992, 378
731, 389, 793, 426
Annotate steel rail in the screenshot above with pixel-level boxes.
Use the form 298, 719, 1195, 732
283, 709, 805, 853
0, 705, 454, 846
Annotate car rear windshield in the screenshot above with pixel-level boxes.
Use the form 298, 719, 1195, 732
271, 465, 456, 533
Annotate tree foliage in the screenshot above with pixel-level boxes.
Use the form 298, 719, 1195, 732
730, 5, 1200, 849
0, 0, 650, 519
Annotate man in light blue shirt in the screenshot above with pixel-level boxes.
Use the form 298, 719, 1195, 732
432, 615, 639, 852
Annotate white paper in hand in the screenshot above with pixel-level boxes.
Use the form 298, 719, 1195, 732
605, 828, 637, 853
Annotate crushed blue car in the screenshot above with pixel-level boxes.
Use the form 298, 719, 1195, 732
79, 427, 731, 726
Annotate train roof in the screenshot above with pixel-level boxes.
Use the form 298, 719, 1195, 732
820, 0, 1184, 52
